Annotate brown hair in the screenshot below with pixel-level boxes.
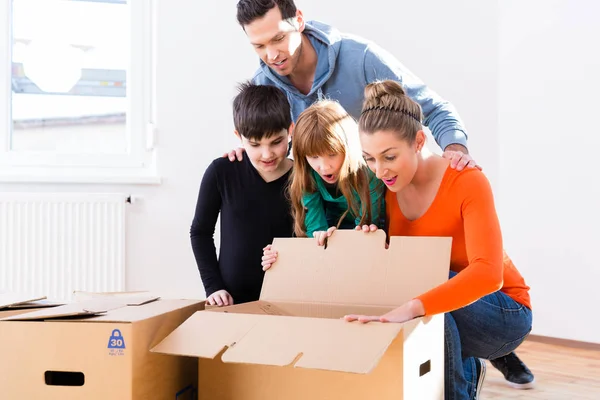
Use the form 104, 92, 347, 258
288, 100, 372, 237
236, 0, 297, 26
232, 80, 292, 141
358, 80, 423, 142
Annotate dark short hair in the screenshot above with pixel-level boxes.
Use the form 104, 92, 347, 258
233, 81, 292, 141
236, 0, 297, 26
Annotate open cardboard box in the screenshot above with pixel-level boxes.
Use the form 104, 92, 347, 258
0, 293, 205, 400
0, 292, 63, 318
152, 230, 451, 400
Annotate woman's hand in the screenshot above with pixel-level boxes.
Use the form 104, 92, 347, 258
355, 224, 388, 248
262, 244, 278, 271
344, 299, 425, 324
355, 224, 378, 233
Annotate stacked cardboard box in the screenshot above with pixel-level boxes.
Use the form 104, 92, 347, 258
0, 292, 204, 399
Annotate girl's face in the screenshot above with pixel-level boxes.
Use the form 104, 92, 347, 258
360, 130, 423, 192
306, 153, 345, 184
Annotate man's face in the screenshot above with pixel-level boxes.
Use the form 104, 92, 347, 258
244, 6, 303, 77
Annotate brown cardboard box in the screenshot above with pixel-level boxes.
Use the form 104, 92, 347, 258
0, 294, 204, 400
153, 230, 452, 400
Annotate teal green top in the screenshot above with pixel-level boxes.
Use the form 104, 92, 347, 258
301, 168, 385, 238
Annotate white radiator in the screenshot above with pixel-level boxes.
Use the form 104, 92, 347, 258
0, 193, 127, 301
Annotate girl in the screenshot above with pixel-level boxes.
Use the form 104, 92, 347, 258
345, 80, 533, 400
286, 100, 385, 245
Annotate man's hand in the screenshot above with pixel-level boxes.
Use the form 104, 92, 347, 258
443, 144, 481, 171
206, 289, 234, 307
222, 147, 245, 162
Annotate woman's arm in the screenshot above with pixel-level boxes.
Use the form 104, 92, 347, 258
416, 170, 504, 315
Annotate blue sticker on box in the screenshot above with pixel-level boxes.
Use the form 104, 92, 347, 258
107, 328, 126, 356
175, 384, 197, 400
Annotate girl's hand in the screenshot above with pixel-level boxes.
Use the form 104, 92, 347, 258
355, 224, 378, 233
312, 226, 336, 246
261, 244, 278, 271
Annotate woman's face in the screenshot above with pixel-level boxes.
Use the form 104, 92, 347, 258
360, 129, 423, 192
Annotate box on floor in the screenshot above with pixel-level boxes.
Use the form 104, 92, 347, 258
0, 293, 204, 400
153, 230, 452, 400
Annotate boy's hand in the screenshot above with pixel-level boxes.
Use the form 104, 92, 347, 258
206, 290, 234, 306
262, 244, 278, 271
222, 147, 245, 162
313, 226, 336, 246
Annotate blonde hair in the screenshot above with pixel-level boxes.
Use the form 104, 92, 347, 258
359, 80, 423, 141
288, 100, 372, 237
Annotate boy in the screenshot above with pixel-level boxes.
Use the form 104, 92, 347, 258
190, 81, 294, 306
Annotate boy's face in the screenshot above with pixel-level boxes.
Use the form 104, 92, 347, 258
237, 129, 291, 175
244, 6, 304, 77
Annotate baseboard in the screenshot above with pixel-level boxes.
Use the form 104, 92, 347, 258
527, 334, 600, 351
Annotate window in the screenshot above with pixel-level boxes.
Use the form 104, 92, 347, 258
0, 0, 158, 184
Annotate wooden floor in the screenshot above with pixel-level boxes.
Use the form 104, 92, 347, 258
481, 340, 600, 399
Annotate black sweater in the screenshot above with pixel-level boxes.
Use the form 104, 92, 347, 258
190, 157, 293, 304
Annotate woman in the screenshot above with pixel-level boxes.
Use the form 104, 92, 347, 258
344, 80, 533, 400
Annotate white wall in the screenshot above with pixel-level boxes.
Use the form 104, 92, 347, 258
303, 0, 499, 188
497, 0, 600, 343
2, 0, 499, 299
3, 0, 596, 343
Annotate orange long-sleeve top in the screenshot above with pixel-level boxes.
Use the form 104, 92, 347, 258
386, 166, 531, 316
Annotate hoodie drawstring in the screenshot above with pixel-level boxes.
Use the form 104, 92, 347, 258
317, 87, 324, 101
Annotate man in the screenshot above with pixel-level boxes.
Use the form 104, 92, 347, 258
232, 0, 536, 393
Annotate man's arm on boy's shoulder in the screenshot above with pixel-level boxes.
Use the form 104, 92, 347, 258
222, 147, 245, 162
190, 161, 226, 296
363, 44, 469, 153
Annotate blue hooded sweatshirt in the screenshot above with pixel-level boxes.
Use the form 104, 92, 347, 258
252, 20, 468, 151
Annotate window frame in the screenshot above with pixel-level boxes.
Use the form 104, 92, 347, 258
0, 0, 160, 184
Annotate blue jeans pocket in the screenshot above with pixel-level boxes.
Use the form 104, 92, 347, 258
486, 328, 532, 359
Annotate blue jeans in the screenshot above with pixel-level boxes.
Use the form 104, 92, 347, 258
445, 271, 533, 400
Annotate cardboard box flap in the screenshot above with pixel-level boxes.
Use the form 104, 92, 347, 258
152, 310, 403, 374
89, 298, 202, 323
152, 309, 260, 359
0, 293, 47, 309
261, 230, 451, 307
0, 295, 160, 321
5, 299, 64, 309
72, 290, 158, 302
